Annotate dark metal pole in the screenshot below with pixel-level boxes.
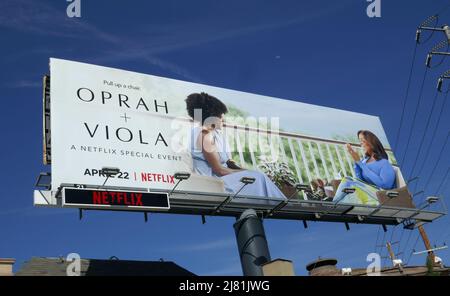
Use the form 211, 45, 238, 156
233, 209, 271, 276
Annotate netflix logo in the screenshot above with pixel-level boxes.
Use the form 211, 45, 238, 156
93, 191, 143, 206
141, 173, 175, 184
63, 188, 169, 210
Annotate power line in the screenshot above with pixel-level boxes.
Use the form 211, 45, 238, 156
413, 91, 449, 192
407, 90, 440, 181
435, 167, 450, 195
400, 229, 413, 262
374, 225, 381, 254
399, 67, 429, 167
406, 233, 420, 265
395, 226, 405, 257
393, 43, 419, 151
420, 131, 450, 191
413, 135, 449, 205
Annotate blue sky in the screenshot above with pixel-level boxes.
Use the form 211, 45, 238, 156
0, 0, 449, 275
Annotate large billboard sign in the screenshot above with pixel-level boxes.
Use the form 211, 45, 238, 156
48, 58, 415, 212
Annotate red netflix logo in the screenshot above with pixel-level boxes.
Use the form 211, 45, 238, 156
141, 173, 175, 184
92, 191, 143, 206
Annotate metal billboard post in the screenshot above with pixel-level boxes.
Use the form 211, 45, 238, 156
233, 209, 271, 276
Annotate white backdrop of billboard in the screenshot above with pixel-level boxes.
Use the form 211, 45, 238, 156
49, 58, 396, 195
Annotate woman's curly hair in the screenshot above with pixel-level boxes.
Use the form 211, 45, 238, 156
185, 92, 228, 124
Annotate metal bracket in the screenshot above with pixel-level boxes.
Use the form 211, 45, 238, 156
212, 180, 252, 215
302, 220, 308, 229
35, 172, 51, 190
265, 184, 305, 218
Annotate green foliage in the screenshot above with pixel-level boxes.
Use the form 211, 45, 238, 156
257, 155, 297, 187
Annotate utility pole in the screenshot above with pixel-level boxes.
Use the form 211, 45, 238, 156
386, 242, 395, 262
418, 225, 435, 265
386, 242, 403, 273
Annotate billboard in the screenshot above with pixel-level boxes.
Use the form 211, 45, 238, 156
48, 58, 414, 210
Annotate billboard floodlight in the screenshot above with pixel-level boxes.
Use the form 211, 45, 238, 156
174, 172, 191, 180
240, 177, 256, 185
386, 191, 400, 198
295, 184, 311, 192
169, 172, 191, 195
426, 196, 440, 204
100, 167, 121, 187
101, 167, 121, 177
342, 188, 356, 194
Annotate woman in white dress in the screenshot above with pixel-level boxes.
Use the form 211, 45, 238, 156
186, 92, 286, 200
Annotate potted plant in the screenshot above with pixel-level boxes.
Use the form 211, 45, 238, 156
257, 155, 299, 198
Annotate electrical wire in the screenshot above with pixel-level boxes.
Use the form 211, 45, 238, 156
406, 233, 420, 265
393, 43, 419, 151
400, 229, 413, 262
421, 131, 450, 191
396, 225, 405, 257
399, 67, 429, 167
413, 91, 449, 188
374, 225, 381, 254
435, 167, 450, 195
407, 90, 440, 181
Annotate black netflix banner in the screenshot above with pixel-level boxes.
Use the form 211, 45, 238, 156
63, 188, 169, 210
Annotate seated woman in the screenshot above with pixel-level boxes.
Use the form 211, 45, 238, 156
332, 130, 396, 206
185, 92, 286, 200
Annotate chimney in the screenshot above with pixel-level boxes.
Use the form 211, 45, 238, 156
306, 258, 339, 276
0, 258, 15, 276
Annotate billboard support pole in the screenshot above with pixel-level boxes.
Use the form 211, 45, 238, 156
233, 209, 271, 276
